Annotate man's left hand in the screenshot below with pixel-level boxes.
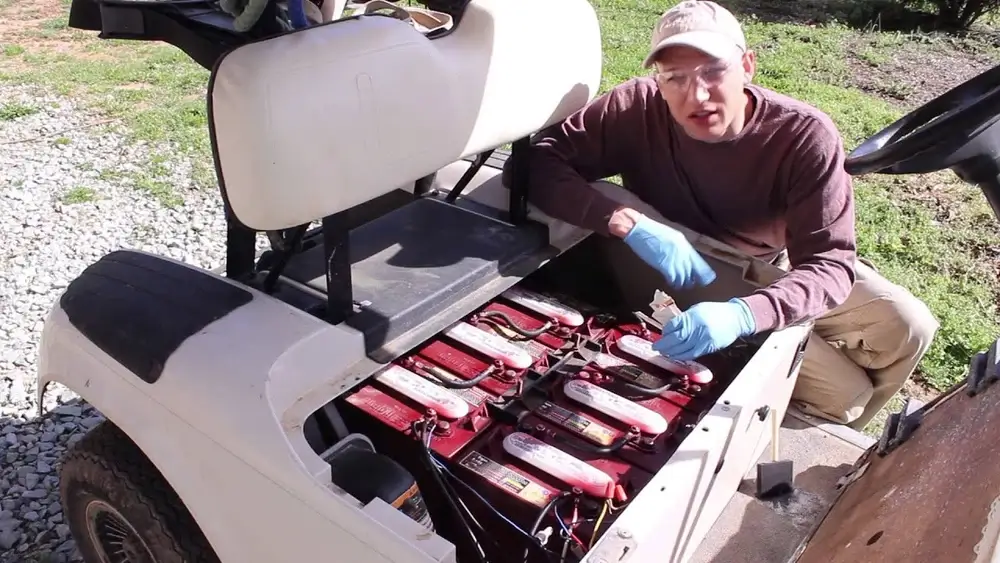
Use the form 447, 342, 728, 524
652, 299, 757, 361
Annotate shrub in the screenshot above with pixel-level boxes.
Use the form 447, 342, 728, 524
847, 0, 1000, 31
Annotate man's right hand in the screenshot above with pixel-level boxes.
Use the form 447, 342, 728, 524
610, 208, 717, 290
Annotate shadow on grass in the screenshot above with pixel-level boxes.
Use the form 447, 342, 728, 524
725, 0, 951, 33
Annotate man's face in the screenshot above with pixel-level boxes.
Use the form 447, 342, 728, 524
653, 45, 755, 142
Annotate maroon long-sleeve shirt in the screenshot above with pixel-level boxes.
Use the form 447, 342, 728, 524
519, 77, 857, 333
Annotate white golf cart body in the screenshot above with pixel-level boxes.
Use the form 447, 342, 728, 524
38, 0, 992, 561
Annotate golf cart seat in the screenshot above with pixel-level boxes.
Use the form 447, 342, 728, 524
205, 0, 604, 358
211, 0, 603, 231
61, 0, 605, 365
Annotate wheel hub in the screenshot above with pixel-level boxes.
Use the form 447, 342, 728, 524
84, 500, 157, 563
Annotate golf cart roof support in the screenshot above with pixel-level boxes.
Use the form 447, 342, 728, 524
324, 211, 352, 324
225, 210, 257, 282
506, 137, 531, 224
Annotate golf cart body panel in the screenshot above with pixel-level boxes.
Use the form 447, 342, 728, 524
37, 0, 837, 562
37, 256, 452, 563
211, 0, 604, 231
791, 361, 1000, 563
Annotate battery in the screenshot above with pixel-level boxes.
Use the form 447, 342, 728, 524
444, 321, 535, 370
475, 301, 571, 352
456, 449, 560, 509
613, 333, 715, 385
343, 365, 493, 459
409, 339, 516, 397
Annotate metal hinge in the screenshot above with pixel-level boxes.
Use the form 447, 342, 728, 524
966, 338, 1000, 397
787, 333, 810, 379
877, 337, 1000, 456
876, 397, 925, 456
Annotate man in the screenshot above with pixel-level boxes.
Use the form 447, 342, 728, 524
513, 0, 939, 430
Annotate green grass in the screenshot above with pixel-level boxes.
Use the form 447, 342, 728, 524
0, 35, 215, 200
1, 0, 998, 394
61, 185, 97, 204
3, 44, 210, 154
0, 101, 38, 120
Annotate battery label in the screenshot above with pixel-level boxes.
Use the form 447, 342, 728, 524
345, 388, 414, 432
536, 401, 617, 446
423, 343, 494, 380
588, 351, 667, 389
458, 451, 554, 508
452, 385, 495, 407
608, 364, 669, 390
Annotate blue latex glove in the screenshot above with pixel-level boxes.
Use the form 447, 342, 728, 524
653, 299, 756, 361
623, 215, 716, 289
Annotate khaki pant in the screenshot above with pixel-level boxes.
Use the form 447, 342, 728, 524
589, 235, 938, 432
771, 253, 939, 430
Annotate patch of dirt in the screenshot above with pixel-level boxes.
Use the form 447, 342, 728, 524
904, 379, 943, 404
845, 35, 1000, 109
0, 0, 64, 35
0, 0, 109, 62
727, 0, 843, 25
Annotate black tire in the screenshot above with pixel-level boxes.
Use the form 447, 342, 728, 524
58, 421, 220, 563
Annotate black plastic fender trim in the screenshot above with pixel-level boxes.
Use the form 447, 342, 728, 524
59, 250, 254, 384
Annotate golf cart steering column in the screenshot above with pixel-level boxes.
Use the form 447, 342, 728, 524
845, 61, 1000, 222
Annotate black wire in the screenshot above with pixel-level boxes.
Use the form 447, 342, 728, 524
552, 504, 581, 563
420, 425, 488, 563
430, 456, 539, 541
418, 361, 497, 389
478, 310, 551, 337
522, 492, 572, 563
619, 380, 680, 397
428, 452, 568, 563
547, 430, 631, 455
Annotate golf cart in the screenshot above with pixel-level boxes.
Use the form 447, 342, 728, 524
32, 0, 1000, 561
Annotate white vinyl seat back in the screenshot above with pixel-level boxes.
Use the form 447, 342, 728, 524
210, 0, 603, 232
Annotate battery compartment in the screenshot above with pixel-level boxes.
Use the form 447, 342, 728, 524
306, 239, 764, 563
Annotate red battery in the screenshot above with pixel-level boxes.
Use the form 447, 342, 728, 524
408, 338, 517, 397
476, 424, 649, 500
453, 447, 564, 511
541, 372, 693, 475
473, 301, 572, 353
598, 325, 717, 411
343, 364, 493, 459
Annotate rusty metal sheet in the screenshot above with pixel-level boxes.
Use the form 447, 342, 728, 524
793, 378, 1000, 563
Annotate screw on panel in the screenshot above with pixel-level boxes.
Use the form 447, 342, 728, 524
616, 528, 632, 539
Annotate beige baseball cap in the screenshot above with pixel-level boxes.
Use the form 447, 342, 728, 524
643, 0, 747, 68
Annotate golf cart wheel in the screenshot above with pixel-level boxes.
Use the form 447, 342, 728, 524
59, 421, 220, 563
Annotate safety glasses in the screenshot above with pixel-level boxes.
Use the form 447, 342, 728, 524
653, 57, 739, 93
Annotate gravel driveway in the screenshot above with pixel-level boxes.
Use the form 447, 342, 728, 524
0, 83, 239, 563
